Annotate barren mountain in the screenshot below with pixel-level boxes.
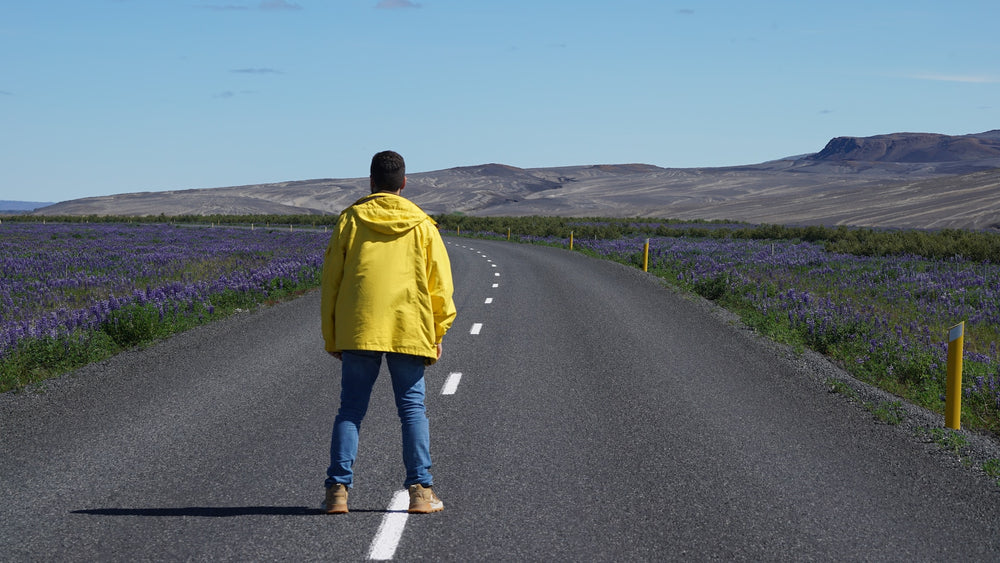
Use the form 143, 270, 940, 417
33, 130, 1000, 230
810, 131, 1000, 164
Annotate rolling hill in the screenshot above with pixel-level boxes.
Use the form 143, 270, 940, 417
32, 130, 1000, 230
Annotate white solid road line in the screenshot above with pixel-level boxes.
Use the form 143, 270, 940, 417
441, 372, 462, 395
367, 490, 410, 560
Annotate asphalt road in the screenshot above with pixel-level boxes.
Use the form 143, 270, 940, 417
3, 237, 1000, 561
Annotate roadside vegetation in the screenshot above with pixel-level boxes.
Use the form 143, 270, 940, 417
0, 221, 327, 393
11, 213, 1000, 263
431, 214, 1000, 262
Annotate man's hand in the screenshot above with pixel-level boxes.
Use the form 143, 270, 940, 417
436, 343, 442, 360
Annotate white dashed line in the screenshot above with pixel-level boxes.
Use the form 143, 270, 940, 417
375, 240, 482, 558
367, 490, 410, 560
485, 298, 493, 304
492, 283, 499, 288
441, 372, 462, 395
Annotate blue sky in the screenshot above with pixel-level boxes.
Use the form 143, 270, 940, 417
2, 0, 998, 202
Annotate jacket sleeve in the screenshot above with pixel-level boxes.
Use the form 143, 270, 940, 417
320, 217, 347, 353
426, 227, 457, 344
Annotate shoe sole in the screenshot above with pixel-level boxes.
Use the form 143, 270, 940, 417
325, 505, 349, 514
408, 503, 444, 514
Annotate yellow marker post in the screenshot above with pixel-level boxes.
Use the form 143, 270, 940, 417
643, 238, 650, 272
946, 322, 965, 430
569, 231, 574, 250
507, 228, 511, 240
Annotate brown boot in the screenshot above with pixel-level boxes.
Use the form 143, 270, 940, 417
407, 484, 443, 514
324, 483, 349, 514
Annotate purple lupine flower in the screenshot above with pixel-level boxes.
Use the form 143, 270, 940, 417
0, 222, 329, 360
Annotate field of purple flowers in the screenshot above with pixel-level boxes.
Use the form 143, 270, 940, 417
570, 235, 1000, 431
1, 222, 328, 392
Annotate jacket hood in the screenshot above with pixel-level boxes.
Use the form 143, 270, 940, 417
348, 193, 435, 235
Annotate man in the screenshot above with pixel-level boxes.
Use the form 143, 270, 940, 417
320, 150, 457, 514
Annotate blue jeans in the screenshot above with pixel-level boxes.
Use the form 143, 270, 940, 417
325, 350, 434, 489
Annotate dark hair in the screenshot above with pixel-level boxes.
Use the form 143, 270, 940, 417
370, 150, 406, 192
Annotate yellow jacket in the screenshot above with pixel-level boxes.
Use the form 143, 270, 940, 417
320, 193, 456, 363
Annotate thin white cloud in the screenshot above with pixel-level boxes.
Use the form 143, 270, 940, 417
214, 90, 258, 98
260, 0, 302, 10
231, 68, 284, 74
200, 1, 301, 11
203, 4, 250, 10
905, 73, 1000, 84
376, 0, 421, 9
677, 9, 694, 15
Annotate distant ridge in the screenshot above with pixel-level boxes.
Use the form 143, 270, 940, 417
809, 130, 1000, 163
31, 130, 1000, 230
1, 201, 54, 212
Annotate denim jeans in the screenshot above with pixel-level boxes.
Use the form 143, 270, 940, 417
326, 350, 433, 489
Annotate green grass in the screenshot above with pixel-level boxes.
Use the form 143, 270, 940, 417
869, 400, 907, 425
917, 426, 970, 456
0, 280, 318, 394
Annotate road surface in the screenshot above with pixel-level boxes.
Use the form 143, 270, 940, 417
3, 237, 1000, 561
